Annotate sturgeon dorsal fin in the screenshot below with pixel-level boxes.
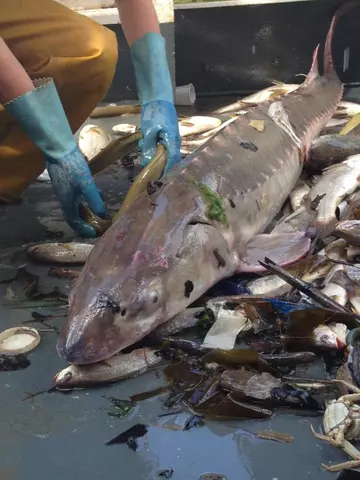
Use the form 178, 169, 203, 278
303, 44, 320, 84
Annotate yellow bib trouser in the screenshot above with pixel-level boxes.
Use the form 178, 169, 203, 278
0, 0, 118, 202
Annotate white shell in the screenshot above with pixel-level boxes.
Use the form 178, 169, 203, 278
323, 401, 350, 435
36, 170, 51, 183
78, 125, 111, 160
0, 327, 41, 354
112, 123, 137, 136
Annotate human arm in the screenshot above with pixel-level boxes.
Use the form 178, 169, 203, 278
116, 0, 160, 45
116, 0, 181, 173
0, 38, 105, 237
0, 38, 35, 102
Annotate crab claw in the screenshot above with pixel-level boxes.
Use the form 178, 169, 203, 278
322, 460, 360, 472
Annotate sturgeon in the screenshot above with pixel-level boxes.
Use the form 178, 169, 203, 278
57, 3, 356, 365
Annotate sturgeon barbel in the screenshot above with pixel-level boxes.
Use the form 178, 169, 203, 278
57, 4, 355, 365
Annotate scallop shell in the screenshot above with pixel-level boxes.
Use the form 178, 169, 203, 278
78, 125, 111, 160
0, 326, 41, 354
112, 123, 138, 136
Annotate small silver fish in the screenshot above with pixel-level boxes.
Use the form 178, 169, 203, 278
334, 220, 360, 245
302, 257, 335, 283
349, 294, 360, 315
320, 283, 348, 306
54, 348, 162, 389
308, 135, 360, 172
27, 242, 94, 265
289, 179, 311, 211
320, 118, 352, 136
325, 117, 349, 127
322, 264, 345, 285
344, 264, 360, 284
339, 190, 360, 221
328, 267, 360, 314
347, 245, 360, 262
342, 271, 360, 314
248, 274, 291, 297
248, 255, 333, 297
213, 82, 299, 114
321, 267, 353, 307
318, 238, 347, 260
309, 154, 360, 236
334, 101, 360, 118
181, 120, 234, 155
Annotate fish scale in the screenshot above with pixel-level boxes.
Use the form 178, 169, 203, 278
58, 2, 359, 365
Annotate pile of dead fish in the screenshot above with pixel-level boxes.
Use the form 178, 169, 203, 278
7, 25, 360, 470
12, 88, 360, 472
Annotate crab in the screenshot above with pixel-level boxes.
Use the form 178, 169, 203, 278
311, 379, 360, 472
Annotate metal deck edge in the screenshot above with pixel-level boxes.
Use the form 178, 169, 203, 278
75, 0, 319, 25
174, 0, 318, 9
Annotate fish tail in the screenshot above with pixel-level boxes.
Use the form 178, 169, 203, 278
324, 1, 360, 76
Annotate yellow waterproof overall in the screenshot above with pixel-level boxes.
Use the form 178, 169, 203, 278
0, 0, 118, 202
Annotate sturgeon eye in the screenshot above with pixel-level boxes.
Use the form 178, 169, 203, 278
151, 292, 159, 304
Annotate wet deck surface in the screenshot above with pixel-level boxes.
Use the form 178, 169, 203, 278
0, 107, 357, 480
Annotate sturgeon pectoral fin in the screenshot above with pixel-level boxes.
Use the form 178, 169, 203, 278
238, 232, 312, 273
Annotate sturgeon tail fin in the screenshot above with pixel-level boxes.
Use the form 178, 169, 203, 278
324, 1, 360, 76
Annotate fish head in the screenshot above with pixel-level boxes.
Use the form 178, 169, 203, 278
313, 324, 345, 349
54, 365, 80, 390
57, 252, 219, 364
57, 265, 169, 364
57, 214, 229, 365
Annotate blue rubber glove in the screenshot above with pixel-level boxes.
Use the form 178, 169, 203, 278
130, 32, 181, 174
45, 146, 106, 238
4, 78, 106, 238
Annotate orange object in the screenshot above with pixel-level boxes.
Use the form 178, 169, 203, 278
0, 0, 118, 202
